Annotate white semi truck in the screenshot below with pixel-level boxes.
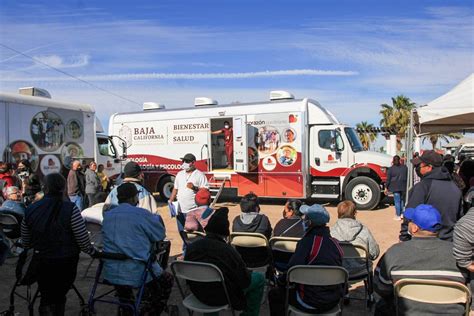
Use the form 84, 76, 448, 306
109, 91, 392, 209
0, 87, 125, 181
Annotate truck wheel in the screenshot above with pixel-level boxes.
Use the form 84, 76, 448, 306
158, 176, 175, 202
345, 176, 381, 210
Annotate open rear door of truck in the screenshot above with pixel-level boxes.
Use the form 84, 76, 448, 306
233, 115, 248, 173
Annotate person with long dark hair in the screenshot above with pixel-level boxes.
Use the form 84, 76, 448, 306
16, 159, 41, 206
21, 173, 95, 315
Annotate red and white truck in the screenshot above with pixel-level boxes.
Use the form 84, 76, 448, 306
109, 91, 392, 209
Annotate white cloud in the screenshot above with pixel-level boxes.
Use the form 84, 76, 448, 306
2, 68, 358, 82
32, 54, 90, 69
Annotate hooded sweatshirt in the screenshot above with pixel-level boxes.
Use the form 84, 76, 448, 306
331, 218, 380, 275
232, 212, 272, 267
399, 167, 463, 242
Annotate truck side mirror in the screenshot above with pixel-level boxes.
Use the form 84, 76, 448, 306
121, 142, 127, 158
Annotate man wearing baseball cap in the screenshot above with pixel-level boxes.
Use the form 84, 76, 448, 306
168, 153, 208, 252
104, 161, 160, 215
268, 204, 344, 315
399, 150, 463, 242
102, 183, 173, 314
375, 204, 466, 315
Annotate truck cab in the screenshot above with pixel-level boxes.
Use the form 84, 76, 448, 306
310, 121, 392, 209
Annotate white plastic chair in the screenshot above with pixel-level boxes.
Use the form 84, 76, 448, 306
285, 265, 348, 316
170, 260, 237, 316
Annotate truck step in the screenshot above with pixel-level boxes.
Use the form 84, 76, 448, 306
311, 193, 339, 199
311, 180, 340, 186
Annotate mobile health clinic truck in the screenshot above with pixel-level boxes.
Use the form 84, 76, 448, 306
109, 91, 392, 209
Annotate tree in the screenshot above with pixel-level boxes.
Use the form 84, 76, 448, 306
379, 95, 416, 152
356, 121, 377, 150
422, 133, 461, 150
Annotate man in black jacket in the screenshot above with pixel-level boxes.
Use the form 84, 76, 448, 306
399, 150, 463, 241
185, 207, 265, 315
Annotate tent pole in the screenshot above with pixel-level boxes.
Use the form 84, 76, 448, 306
406, 109, 415, 203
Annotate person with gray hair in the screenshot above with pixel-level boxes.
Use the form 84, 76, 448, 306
85, 161, 102, 208
21, 173, 95, 315
67, 160, 85, 211
0, 186, 26, 219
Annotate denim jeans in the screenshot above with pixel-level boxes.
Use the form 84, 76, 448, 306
393, 192, 405, 217
68, 195, 83, 211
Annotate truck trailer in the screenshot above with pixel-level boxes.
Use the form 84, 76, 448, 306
0, 88, 125, 181
109, 91, 392, 209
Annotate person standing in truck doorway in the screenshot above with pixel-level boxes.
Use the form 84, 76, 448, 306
211, 121, 234, 169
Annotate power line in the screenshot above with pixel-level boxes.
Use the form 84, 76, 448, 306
0, 43, 141, 106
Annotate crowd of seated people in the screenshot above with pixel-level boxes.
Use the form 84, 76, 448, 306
0, 149, 473, 315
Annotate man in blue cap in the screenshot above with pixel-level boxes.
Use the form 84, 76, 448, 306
268, 204, 344, 315
375, 204, 466, 315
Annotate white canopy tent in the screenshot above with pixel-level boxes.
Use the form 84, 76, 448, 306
406, 73, 474, 195
414, 73, 474, 135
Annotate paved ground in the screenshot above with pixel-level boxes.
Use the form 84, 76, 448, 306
0, 198, 400, 315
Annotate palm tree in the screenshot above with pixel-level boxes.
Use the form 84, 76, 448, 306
356, 121, 377, 150
379, 95, 416, 152
422, 133, 461, 150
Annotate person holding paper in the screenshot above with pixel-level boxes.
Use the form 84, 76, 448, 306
168, 153, 208, 252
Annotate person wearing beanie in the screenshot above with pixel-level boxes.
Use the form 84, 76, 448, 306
101, 183, 173, 314
184, 188, 213, 232
185, 207, 265, 315
232, 193, 273, 267
168, 153, 208, 251
375, 204, 466, 315
103, 161, 160, 215
268, 204, 344, 316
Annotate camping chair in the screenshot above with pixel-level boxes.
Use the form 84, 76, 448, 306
285, 265, 348, 316
83, 221, 103, 278
338, 242, 374, 307
269, 237, 300, 274
171, 260, 236, 316
0, 213, 22, 252
229, 232, 272, 270
0, 248, 87, 316
87, 241, 169, 316
180, 230, 206, 247
394, 278, 471, 316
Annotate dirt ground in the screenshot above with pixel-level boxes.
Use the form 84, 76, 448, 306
0, 198, 400, 315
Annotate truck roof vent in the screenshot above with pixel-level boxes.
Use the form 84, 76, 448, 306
19, 87, 51, 99
270, 90, 294, 101
195, 97, 218, 107
143, 102, 166, 110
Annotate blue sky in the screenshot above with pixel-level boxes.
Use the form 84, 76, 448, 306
1, 0, 473, 146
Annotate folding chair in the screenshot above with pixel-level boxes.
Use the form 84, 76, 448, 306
170, 260, 236, 316
229, 232, 272, 270
1, 248, 87, 316
83, 221, 103, 278
180, 230, 206, 247
0, 213, 21, 252
285, 265, 348, 316
269, 236, 300, 273
338, 242, 374, 307
394, 278, 472, 316
87, 241, 169, 316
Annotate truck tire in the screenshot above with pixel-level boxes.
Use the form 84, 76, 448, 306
345, 176, 381, 210
158, 176, 175, 202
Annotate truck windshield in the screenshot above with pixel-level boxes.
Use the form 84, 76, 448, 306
344, 127, 364, 152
